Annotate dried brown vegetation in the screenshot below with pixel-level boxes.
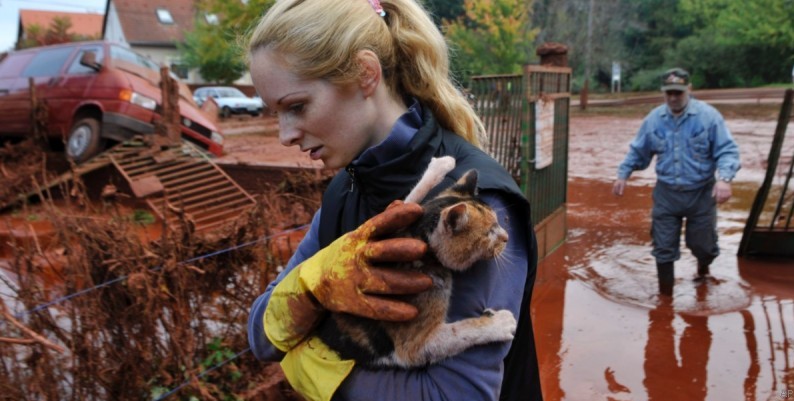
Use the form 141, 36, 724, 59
0, 167, 325, 400
0, 140, 51, 207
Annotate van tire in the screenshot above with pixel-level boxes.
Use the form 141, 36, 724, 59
221, 107, 231, 119
67, 117, 104, 163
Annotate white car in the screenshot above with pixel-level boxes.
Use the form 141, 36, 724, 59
193, 86, 263, 118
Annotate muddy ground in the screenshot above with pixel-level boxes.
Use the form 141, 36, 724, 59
1, 100, 793, 400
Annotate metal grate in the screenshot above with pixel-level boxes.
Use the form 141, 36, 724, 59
470, 75, 525, 182
108, 142, 257, 233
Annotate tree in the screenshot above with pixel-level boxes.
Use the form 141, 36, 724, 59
181, 24, 247, 84
17, 16, 99, 49
531, 0, 632, 91
180, 0, 275, 84
665, 0, 794, 87
444, 0, 538, 83
710, 0, 794, 83
424, 0, 466, 27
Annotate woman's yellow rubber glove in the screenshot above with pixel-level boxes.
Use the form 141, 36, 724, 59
264, 201, 432, 352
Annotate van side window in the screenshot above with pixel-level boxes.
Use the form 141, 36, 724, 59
21, 47, 74, 77
0, 53, 35, 78
68, 47, 104, 75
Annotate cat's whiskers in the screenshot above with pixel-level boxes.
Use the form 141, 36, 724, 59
493, 248, 519, 271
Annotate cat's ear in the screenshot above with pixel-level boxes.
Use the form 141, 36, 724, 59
451, 170, 479, 197
443, 203, 469, 233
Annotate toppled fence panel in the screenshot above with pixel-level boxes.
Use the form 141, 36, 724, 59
739, 89, 794, 258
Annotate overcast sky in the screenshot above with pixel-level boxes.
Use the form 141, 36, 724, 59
0, 0, 107, 53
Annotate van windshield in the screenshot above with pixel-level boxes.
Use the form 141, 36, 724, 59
110, 46, 160, 73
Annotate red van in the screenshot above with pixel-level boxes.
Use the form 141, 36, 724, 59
0, 41, 223, 162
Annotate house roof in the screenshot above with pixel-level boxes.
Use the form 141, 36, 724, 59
19, 9, 104, 38
110, 0, 197, 46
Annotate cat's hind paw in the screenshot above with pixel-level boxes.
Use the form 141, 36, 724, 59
429, 156, 456, 174
482, 309, 517, 341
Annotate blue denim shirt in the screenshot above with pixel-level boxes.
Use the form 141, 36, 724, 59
617, 98, 741, 190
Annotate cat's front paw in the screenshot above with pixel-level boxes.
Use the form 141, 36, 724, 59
429, 156, 456, 173
482, 308, 517, 341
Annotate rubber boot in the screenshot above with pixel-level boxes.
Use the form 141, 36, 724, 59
697, 260, 710, 278
656, 262, 674, 297
692, 260, 711, 284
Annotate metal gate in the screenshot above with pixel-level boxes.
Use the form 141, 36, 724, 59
739, 89, 794, 258
469, 65, 572, 258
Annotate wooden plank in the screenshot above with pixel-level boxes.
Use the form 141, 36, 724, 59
525, 65, 573, 74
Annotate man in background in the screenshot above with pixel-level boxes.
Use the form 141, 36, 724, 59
612, 68, 741, 296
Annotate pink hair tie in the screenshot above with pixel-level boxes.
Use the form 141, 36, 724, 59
367, 0, 386, 17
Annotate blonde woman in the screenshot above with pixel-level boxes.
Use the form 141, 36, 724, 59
246, 1, 541, 400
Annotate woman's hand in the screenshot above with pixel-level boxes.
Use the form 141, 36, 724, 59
264, 201, 432, 351
299, 200, 431, 320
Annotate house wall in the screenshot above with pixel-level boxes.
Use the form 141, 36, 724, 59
103, 2, 126, 44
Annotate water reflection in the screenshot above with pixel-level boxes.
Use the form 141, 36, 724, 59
643, 287, 711, 401
533, 178, 794, 401
741, 309, 760, 400
738, 257, 794, 400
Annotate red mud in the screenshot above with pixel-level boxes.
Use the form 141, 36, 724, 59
217, 115, 323, 168
531, 110, 794, 401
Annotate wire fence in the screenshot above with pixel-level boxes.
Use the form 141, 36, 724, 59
14, 225, 309, 319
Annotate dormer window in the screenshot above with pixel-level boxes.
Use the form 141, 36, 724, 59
156, 8, 174, 24
205, 13, 219, 25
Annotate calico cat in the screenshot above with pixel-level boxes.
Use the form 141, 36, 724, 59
317, 156, 517, 368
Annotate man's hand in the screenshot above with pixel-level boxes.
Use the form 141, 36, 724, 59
612, 179, 627, 196
713, 181, 732, 204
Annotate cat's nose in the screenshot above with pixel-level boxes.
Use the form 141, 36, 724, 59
497, 228, 508, 243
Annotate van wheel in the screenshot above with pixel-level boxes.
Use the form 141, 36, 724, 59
67, 117, 104, 163
221, 107, 231, 119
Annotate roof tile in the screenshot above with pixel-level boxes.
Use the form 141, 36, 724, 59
19, 9, 104, 38
113, 0, 197, 45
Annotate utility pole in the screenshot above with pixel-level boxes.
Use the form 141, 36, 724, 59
581, 0, 594, 110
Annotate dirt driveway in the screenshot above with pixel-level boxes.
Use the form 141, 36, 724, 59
216, 115, 323, 168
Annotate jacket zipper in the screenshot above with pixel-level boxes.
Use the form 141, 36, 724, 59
346, 166, 356, 192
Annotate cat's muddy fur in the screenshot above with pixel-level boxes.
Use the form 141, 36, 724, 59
318, 157, 517, 368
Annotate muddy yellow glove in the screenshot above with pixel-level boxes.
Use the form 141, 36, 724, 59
264, 201, 431, 352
